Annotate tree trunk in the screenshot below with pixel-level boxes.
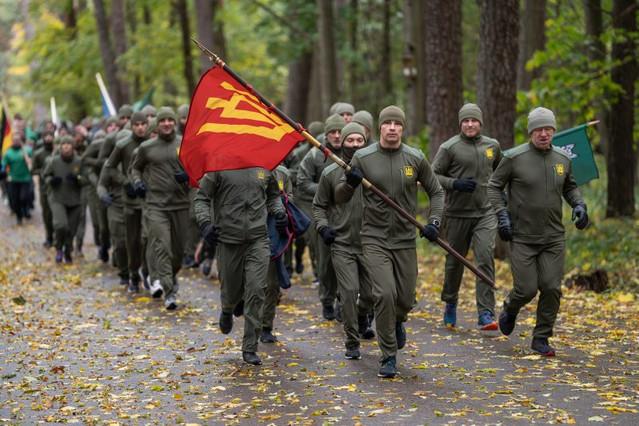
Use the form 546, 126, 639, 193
195, 0, 226, 73
477, 0, 519, 150
348, 0, 359, 105
404, 0, 425, 136
111, 0, 130, 103
316, 0, 338, 116
381, 0, 392, 97
584, 0, 610, 156
174, 0, 196, 95
284, 50, 313, 125
424, 0, 462, 159
606, 0, 637, 218
92, 0, 124, 107
517, 0, 546, 91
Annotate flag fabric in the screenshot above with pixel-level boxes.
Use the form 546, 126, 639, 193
179, 66, 305, 186
1, 106, 12, 157
132, 88, 155, 112
96, 72, 116, 117
552, 124, 599, 186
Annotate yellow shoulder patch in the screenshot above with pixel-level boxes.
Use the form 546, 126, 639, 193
404, 166, 414, 177
277, 179, 284, 190
555, 163, 565, 176
257, 169, 266, 180
485, 148, 494, 159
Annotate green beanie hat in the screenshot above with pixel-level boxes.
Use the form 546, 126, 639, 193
105, 116, 119, 127
131, 112, 147, 124
527, 107, 557, 134
334, 102, 355, 116
177, 104, 189, 119
141, 105, 157, 116
458, 103, 483, 126
118, 104, 133, 118
307, 121, 325, 137
378, 105, 406, 128
324, 114, 345, 134
146, 118, 158, 136
156, 106, 177, 122
340, 122, 367, 145
353, 110, 374, 131
59, 135, 74, 146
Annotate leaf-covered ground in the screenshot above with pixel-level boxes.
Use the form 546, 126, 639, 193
1, 204, 638, 425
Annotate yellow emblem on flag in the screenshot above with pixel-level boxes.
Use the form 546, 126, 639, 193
257, 170, 266, 180
486, 148, 494, 159
555, 163, 565, 176
278, 179, 284, 190
404, 166, 414, 177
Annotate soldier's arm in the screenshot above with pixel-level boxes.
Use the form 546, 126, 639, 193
431, 146, 456, 190
104, 144, 127, 185
193, 173, 216, 228
42, 158, 54, 184
297, 150, 319, 197
97, 136, 114, 170
492, 142, 503, 171
562, 162, 584, 207
30, 151, 42, 176
334, 156, 359, 204
266, 173, 285, 216
312, 173, 331, 231
487, 156, 512, 213
418, 157, 445, 222
130, 145, 147, 184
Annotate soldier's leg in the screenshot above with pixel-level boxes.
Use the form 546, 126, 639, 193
332, 248, 360, 351
40, 185, 54, 244
298, 200, 318, 277
87, 189, 102, 247
50, 201, 69, 251
441, 217, 473, 305
318, 239, 337, 307
146, 208, 173, 292
242, 236, 269, 352
504, 242, 540, 315
294, 235, 306, 273
125, 207, 143, 279
261, 260, 279, 331
98, 203, 110, 249
108, 206, 129, 282
363, 244, 398, 360
75, 196, 87, 252
533, 240, 565, 339
165, 209, 189, 298
393, 248, 418, 323
65, 205, 83, 257
471, 213, 497, 315
217, 242, 246, 314
356, 251, 374, 318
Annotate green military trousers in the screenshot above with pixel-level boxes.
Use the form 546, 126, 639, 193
124, 207, 146, 279
317, 238, 337, 308
39, 184, 53, 244
296, 200, 318, 277
108, 205, 129, 281
86, 186, 103, 247
332, 247, 374, 350
363, 245, 417, 360
146, 208, 189, 298
217, 237, 270, 352
504, 240, 565, 339
184, 189, 200, 262
75, 188, 89, 251
50, 201, 82, 253
441, 214, 497, 314
261, 259, 280, 331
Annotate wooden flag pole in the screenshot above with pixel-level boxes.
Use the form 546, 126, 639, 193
191, 39, 496, 289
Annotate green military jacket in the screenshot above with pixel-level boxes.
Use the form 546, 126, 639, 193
104, 134, 146, 209
313, 163, 363, 252
42, 153, 85, 206
97, 161, 125, 209
335, 142, 445, 250
80, 138, 104, 188
31, 145, 54, 182
488, 142, 584, 244
130, 132, 189, 211
432, 133, 502, 218
296, 145, 341, 204
273, 165, 293, 199
97, 131, 124, 170
193, 168, 285, 244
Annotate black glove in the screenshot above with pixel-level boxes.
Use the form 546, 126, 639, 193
100, 192, 113, 207
572, 204, 589, 230
124, 182, 137, 198
66, 173, 80, 185
497, 210, 513, 242
275, 212, 288, 234
452, 177, 477, 193
133, 181, 146, 198
345, 166, 363, 189
319, 226, 336, 245
420, 222, 440, 242
200, 222, 220, 247
50, 176, 63, 188
174, 170, 189, 184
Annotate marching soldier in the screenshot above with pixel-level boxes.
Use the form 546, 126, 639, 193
31, 131, 56, 246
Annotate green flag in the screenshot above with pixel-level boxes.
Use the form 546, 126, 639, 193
132, 88, 155, 112
552, 124, 599, 186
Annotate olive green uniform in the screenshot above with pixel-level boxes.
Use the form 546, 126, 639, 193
194, 168, 284, 352
74, 143, 88, 252
488, 143, 584, 338
81, 138, 107, 249
105, 134, 147, 280
98, 162, 129, 281
262, 165, 292, 331
432, 133, 502, 314
335, 142, 445, 360
42, 154, 86, 254
31, 145, 55, 244
313, 163, 374, 350
131, 132, 189, 299
298, 146, 341, 306
285, 143, 313, 272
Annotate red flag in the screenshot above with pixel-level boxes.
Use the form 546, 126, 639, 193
1, 106, 12, 157
179, 66, 304, 186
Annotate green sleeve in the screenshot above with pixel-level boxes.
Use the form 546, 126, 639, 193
297, 150, 319, 197
432, 146, 456, 191
193, 173, 215, 228
492, 143, 503, 171
418, 157, 445, 222
488, 155, 512, 213
130, 145, 147, 184
334, 156, 358, 204
104, 144, 127, 185
312, 173, 331, 231
562, 162, 584, 208
266, 173, 285, 216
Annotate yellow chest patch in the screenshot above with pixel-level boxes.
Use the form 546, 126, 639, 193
403, 166, 414, 177
277, 179, 284, 190
257, 170, 266, 180
485, 148, 494, 159
555, 163, 565, 176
